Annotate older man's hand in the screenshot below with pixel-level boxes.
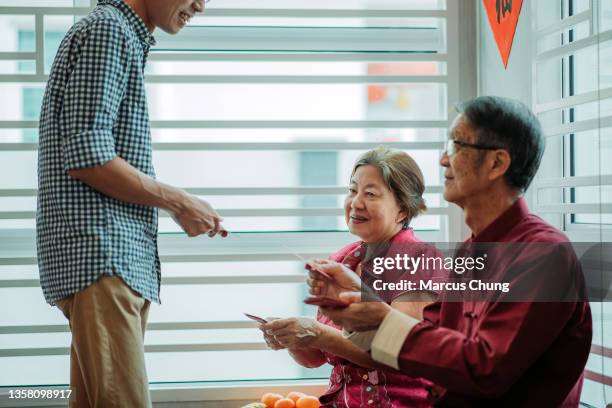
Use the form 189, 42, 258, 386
306, 259, 361, 299
319, 292, 392, 332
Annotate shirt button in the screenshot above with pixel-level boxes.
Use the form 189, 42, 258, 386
368, 400, 374, 404
366, 386, 373, 392
362, 374, 368, 380
354, 251, 361, 257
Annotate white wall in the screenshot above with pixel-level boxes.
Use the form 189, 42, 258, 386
478, 0, 533, 105
477, 0, 537, 209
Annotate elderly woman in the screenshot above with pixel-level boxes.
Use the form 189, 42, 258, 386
260, 147, 438, 408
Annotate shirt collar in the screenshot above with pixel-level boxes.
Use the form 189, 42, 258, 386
361, 227, 417, 249
390, 227, 417, 244
469, 197, 530, 242
98, 0, 156, 47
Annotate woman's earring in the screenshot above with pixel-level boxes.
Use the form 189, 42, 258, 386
402, 220, 410, 230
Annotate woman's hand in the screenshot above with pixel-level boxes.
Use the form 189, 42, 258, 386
306, 259, 361, 299
261, 328, 285, 350
257, 317, 285, 350
260, 317, 324, 349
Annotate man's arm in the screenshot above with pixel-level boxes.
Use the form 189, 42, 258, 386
319, 245, 590, 398
325, 297, 580, 397
369, 245, 589, 398
316, 293, 434, 371
58, 20, 225, 237
69, 157, 226, 237
381, 301, 581, 397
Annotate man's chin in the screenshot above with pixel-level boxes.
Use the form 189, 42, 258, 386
159, 24, 182, 35
443, 190, 460, 205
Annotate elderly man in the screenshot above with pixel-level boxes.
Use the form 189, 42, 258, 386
309, 96, 592, 407
37, 0, 221, 406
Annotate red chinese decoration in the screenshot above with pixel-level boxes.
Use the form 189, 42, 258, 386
483, 0, 524, 68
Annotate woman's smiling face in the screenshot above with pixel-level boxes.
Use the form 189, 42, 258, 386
344, 165, 406, 243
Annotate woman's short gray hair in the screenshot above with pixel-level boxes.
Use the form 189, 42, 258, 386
351, 146, 427, 224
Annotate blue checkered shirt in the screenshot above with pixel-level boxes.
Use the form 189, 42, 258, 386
37, 0, 161, 305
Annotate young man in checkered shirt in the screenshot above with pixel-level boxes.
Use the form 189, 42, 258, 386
37, 1, 219, 406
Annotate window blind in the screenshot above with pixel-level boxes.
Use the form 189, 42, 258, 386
0, 0, 460, 387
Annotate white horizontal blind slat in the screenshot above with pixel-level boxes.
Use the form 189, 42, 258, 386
0, 6, 448, 18
0, 74, 447, 84
0, 140, 447, 150
148, 52, 448, 62
542, 116, 612, 138
536, 29, 612, 62
535, 88, 612, 114
0, 321, 259, 334
0, 52, 37, 60
0, 186, 444, 197
535, 9, 591, 37
0, 122, 451, 130
535, 203, 612, 214
0, 206, 451, 220
536, 175, 612, 189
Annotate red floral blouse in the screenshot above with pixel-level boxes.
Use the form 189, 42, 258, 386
316, 228, 438, 408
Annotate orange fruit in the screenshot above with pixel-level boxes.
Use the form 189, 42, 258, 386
296, 396, 321, 408
261, 393, 283, 408
274, 398, 296, 408
286, 392, 306, 403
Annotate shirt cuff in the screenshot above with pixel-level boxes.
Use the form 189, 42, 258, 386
343, 329, 377, 352
371, 309, 420, 370
62, 129, 117, 171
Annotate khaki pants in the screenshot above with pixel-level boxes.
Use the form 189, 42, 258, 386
56, 276, 152, 408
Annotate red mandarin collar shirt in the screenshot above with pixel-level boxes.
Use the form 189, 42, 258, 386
368, 198, 593, 407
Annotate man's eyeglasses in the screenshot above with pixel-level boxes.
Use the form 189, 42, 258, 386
444, 139, 504, 156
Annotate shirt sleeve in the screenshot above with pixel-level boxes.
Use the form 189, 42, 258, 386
60, 19, 128, 171
393, 302, 581, 398
370, 309, 419, 368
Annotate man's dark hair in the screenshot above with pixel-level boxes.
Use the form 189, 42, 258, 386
457, 96, 545, 192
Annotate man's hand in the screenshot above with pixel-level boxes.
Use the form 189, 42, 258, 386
67, 157, 229, 238
170, 194, 227, 238
306, 259, 361, 299
320, 292, 392, 332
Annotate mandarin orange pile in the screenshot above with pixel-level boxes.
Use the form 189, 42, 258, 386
241, 391, 321, 408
